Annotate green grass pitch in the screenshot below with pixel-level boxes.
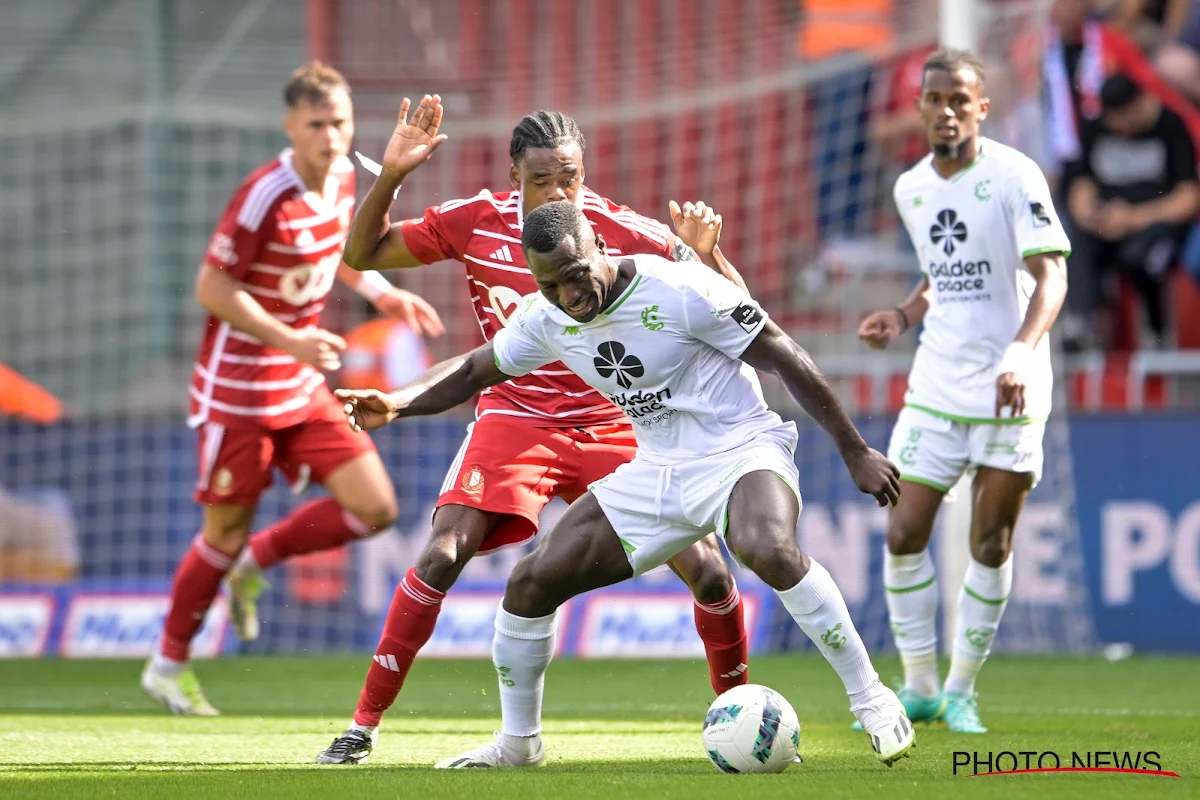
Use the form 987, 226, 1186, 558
0, 655, 1196, 799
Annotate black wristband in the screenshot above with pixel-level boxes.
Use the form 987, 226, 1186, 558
893, 306, 910, 333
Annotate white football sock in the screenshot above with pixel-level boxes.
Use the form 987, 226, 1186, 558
884, 549, 940, 697
492, 605, 557, 738
945, 555, 1013, 695
150, 653, 185, 677
776, 559, 878, 697
231, 546, 264, 575
348, 723, 377, 738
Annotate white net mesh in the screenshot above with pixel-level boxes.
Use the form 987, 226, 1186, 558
0, 0, 1095, 656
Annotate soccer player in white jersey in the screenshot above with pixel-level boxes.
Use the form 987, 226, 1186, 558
338, 201, 917, 768
856, 49, 1070, 733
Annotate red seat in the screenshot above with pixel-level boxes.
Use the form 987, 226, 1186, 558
1110, 269, 1200, 351
1170, 270, 1200, 349
1111, 277, 1140, 352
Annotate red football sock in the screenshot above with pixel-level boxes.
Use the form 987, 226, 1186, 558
248, 497, 377, 571
695, 584, 750, 694
160, 535, 237, 662
353, 568, 445, 727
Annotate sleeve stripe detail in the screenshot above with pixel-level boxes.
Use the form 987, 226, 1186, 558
610, 210, 670, 241
581, 201, 669, 245
615, 215, 671, 244
237, 169, 295, 232
438, 191, 491, 213
610, 208, 669, 234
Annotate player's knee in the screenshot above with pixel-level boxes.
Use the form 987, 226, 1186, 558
200, 524, 249, 556
886, 516, 929, 555
504, 558, 559, 618
348, 498, 399, 532
729, 514, 804, 591
972, 524, 1014, 567
737, 543, 805, 591
686, 558, 735, 605
415, 533, 472, 592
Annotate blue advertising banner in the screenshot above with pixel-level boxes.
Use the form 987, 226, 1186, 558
1070, 415, 1200, 651
1, 413, 1198, 655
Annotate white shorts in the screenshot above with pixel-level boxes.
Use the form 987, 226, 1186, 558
887, 406, 1045, 493
589, 422, 801, 576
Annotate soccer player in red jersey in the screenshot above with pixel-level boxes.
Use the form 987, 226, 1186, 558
316, 96, 752, 764
141, 63, 444, 715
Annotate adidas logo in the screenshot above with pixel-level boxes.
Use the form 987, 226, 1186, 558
374, 653, 400, 672
489, 244, 514, 263
295, 229, 315, 247
719, 663, 748, 679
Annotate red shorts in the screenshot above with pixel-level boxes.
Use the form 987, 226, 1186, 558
193, 386, 375, 506
436, 414, 637, 553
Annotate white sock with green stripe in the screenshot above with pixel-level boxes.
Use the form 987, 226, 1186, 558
945, 555, 1013, 695
492, 606, 557, 739
884, 549, 940, 698
776, 559, 879, 698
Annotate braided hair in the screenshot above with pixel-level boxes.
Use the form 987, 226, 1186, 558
509, 111, 586, 164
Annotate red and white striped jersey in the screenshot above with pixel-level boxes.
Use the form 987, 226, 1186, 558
188, 149, 355, 430
400, 187, 675, 427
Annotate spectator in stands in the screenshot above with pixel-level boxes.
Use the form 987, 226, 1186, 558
1065, 74, 1200, 350
1042, 0, 1200, 182
1153, 2, 1200, 107
1104, 0, 1195, 53
988, 28, 1055, 176
868, 44, 932, 172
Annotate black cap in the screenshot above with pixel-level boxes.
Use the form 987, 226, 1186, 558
1100, 74, 1142, 111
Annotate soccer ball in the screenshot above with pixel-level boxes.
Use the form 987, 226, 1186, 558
701, 684, 801, 774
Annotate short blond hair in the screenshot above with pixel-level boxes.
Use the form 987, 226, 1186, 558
283, 60, 350, 108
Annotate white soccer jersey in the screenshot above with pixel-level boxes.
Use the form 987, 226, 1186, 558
492, 255, 783, 464
894, 137, 1071, 422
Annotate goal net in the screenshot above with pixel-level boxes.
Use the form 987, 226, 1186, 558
0, 0, 1094, 658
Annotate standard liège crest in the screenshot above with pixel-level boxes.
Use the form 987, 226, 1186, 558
461, 466, 485, 496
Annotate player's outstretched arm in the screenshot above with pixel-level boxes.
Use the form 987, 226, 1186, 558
335, 342, 509, 430
857, 276, 931, 349
995, 251, 1068, 417
343, 95, 449, 273
741, 321, 900, 507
